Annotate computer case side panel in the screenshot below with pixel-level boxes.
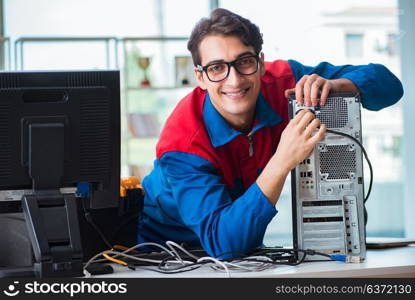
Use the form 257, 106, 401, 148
289, 94, 366, 262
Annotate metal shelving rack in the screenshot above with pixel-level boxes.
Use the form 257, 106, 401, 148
119, 36, 194, 177
0, 37, 11, 70
13, 36, 119, 70
4, 35, 197, 178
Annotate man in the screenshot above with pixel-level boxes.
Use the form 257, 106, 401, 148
138, 8, 403, 258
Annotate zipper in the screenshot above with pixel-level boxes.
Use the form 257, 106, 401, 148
247, 134, 254, 157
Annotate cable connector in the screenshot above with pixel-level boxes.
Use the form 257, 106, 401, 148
304, 249, 317, 255
345, 255, 363, 263
329, 254, 362, 263
329, 254, 347, 262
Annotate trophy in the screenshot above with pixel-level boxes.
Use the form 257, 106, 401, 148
175, 56, 197, 86
138, 56, 151, 87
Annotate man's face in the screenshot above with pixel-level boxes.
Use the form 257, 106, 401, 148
195, 34, 265, 127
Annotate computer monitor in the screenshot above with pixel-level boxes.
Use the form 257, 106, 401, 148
0, 70, 120, 277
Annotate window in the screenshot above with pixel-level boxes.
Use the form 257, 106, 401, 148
220, 0, 408, 246
387, 33, 399, 56
346, 33, 364, 58
4, 0, 159, 70
3, 0, 210, 178
3, 0, 412, 247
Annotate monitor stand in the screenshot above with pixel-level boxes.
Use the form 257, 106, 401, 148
0, 122, 84, 278
0, 213, 35, 277
22, 192, 84, 277
0, 267, 35, 278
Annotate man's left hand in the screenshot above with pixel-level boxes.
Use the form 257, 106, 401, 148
284, 75, 359, 107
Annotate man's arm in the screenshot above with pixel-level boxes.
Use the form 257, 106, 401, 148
256, 110, 326, 205
158, 151, 277, 258
286, 60, 404, 110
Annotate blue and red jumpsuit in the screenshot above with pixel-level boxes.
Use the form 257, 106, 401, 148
138, 59, 403, 257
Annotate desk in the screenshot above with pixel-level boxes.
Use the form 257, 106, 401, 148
94, 245, 415, 278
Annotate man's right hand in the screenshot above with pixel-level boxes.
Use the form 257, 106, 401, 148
256, 110, 326, 205
272, 109, 326, 173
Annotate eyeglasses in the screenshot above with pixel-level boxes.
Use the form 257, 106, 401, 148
197, 54, 260, 82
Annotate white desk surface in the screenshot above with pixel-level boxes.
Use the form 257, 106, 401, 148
94, 245, 415, 278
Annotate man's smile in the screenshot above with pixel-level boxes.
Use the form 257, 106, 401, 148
221, 87, 250, 98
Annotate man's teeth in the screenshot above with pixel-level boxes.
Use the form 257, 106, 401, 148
224, 89, 247, 96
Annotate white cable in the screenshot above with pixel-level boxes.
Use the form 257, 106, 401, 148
197, 256, 231, 278
84, 250, 166, 270
84, 241, 204, 274
208, 255, 275, 272
162, 243, 273, 273
223, 261, 267, 272
166, 241, 199, 260
84, 241, 183, 271
86, 241, 172, 264
85, 241, 283, 276
139, 264, 201, 274
110, 250, 170, 264
83, 269, 91, 277
164, 242, 185, 264
84, 250, 113, 270
120, 242, 178, 258
164, 242, 272, 272
211, 262, 250, 272
233, 255, 275, 271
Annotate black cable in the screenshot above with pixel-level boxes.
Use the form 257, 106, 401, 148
108, 209, 141, 242
326, 129, 373, 203
242, 248, 336, 265
81, 199, 113, 249
216, 249, 313, 266
106, 246, 341, 276
325, 129, 373, 225
153, 264, 202, 274
295, 107, 373, 203
214, 248, 320, 266
120, 254, 203, 274
157, 256, 202, 273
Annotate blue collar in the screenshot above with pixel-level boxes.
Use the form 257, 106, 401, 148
203, 92, 283, 148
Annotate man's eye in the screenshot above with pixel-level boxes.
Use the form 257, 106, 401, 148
237, 57, 255, 66
208, 64, 225, 73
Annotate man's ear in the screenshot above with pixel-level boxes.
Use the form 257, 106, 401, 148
194, 68, 207, 90
259, 52, 266, 76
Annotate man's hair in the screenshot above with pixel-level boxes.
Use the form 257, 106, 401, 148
187, 8, 263, 67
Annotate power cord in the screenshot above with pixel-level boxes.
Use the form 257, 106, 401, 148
323, 128, 372, 226
81, 199, 113, 249
325, 129, 373, 203
295, 105, 373, 224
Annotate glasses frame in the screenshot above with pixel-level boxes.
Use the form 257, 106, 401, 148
197, 54, 260, 83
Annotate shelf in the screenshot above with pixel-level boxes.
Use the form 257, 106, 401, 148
121, 37, 195, 177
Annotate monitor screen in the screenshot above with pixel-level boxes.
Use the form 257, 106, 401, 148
0, 70, 120, 209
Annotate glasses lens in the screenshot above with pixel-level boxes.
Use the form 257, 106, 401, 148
206, 63, 229, 82
203, 55, 259, 82
235, 56, 258, 75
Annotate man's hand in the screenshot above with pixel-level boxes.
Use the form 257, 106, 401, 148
256, 110, 326, 205
272, 109, 326, 173
284, 74, 359, 107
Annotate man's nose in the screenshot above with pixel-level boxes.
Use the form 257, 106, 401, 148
225, 65, 243, 85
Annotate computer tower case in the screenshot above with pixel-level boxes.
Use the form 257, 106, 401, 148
289, 93, 366, 262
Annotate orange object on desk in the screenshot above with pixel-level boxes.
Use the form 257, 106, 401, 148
120, 176, 143, 197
